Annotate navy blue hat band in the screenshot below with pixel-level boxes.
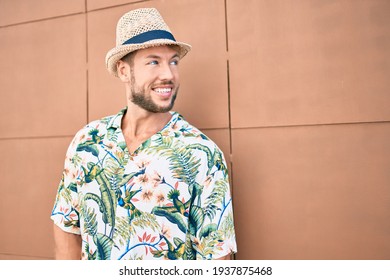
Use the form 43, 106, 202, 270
122, 30, 176, 45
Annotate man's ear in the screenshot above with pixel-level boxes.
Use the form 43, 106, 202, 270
117, 60, 130, 82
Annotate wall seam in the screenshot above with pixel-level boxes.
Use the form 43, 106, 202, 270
0, 252, 52, 259
1, 120, 388, 141
0, 12, 85, 28
86, 0, 151, 13
231, 120, 390, 131
0, 135, 75, 141
85, 0, 90, 124
224, 0, 233, 174
224, 0, 237, 261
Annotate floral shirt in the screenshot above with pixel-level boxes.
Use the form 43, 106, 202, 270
51, 108, 237, 260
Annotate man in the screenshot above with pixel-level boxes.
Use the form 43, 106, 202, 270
51, 8, 237, 260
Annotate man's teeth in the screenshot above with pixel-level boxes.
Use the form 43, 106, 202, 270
154, 88, 171, 93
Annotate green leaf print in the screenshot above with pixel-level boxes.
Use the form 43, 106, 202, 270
168, 189, 187, 215
104, 156, 135, 191
147, 135, 201, 187
187, 143, 213, 169
167, 238, 186, 260
82, 162, 103, 183
220, 212, 235, 239
188, 205, 204, 235
95, 169, 117, 230
204, 179, 228, 220
154, 235, 186, 260
81, 206, 98, 236
94, 233, 113, 260
84, 193, 108, 224
199, 223, 217, 239
77, 143, 99, 157
194, 230, 224, 259
76, 129, 105, 157
152, 207, 187, 233
107, 127, 118, 142
82, 163, 117, 234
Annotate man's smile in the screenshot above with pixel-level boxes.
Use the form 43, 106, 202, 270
152, 86, 174, 98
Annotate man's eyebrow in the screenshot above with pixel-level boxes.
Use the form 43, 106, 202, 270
145, 53, 180, 59
145, 54, 161, 59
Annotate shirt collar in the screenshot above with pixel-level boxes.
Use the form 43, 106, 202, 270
107, 107, 127, 129
106, 107, 181, 132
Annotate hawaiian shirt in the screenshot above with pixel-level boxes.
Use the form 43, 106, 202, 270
51, 108, 237, 260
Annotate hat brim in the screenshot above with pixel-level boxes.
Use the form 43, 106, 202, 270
105, 39, 191, 77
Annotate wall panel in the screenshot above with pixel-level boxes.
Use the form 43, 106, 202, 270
0, 15, 87, 138
0, 0, 85, 26
0, 254, 50, 260
227, 0, 390, 128
0, 137, 72, 259
232, 123, 390, 259
87, 0, 144, 11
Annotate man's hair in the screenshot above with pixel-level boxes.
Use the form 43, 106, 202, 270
120, 51, 137, 68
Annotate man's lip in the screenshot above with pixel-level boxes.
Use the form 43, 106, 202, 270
152, 81, 174, 87
152, 84, 173, 89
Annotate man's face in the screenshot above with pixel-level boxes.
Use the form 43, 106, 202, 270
128, 45, 180, 113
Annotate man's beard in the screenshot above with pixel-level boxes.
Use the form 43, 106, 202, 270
130, 72, 178, 113
131, 85, 178, 113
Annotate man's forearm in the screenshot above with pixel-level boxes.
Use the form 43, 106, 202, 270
53, 224, 82, 260
216, 254, 232, 260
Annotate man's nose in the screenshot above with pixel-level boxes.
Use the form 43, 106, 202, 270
158, 63, 175, 81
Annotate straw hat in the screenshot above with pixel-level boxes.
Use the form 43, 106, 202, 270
105, 8, 192, 77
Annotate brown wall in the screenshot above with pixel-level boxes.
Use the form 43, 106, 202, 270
0, 0, 389, 260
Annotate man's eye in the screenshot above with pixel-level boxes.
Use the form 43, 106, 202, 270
170, 60, 179, 65
148, 60, 158, 65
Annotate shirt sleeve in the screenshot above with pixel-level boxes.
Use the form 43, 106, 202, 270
50, 132, 83, 235
193, 144, 238, 259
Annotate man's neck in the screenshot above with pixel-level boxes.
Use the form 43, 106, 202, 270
121, 104, 172, 140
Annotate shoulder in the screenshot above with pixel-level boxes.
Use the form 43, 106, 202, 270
67, 113, 119, 151
73, 117, 108, 139
171, 113, 222, 152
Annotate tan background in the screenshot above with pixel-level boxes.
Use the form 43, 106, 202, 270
0, 0, 389, 260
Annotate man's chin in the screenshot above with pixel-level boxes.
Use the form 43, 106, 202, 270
155, 103, 175, 113
131, 90, 177, 113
